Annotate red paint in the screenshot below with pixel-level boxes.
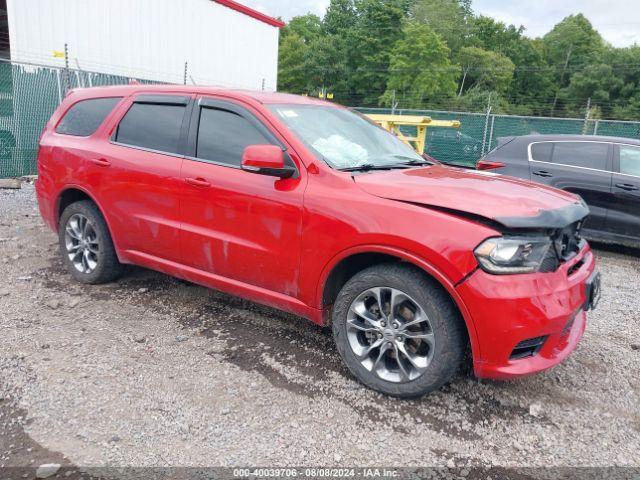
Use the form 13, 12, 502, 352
35, 84, 597, 380
242, 144, 285, 169
213, 0, 285, 28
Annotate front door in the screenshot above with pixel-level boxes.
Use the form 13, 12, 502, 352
606, 144, 640, 240
529, 141, 613, 231
179, 97, 305, 297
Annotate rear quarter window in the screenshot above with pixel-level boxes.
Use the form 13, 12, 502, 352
56, 97, 122, 136
530, 142, 553, 162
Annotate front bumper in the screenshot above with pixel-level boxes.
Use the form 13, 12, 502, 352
457, 243, 596, 379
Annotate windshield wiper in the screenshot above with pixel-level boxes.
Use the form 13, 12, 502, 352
339, 163, 411, 172
395, 159, 432, 166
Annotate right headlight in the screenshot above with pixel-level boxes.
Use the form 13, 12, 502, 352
474, 236, 552, 274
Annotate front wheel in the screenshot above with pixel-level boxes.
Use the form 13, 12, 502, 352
332, 263, 466, 398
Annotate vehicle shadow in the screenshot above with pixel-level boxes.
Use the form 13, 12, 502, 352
39, 258, 552, 441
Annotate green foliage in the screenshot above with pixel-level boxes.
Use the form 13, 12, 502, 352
277, 33, 309, 93
458, 46, 515, 94
348, 0, 407, 105
410, 0, 470, 55
276, 1, 640, 120
381, 22, 457, 108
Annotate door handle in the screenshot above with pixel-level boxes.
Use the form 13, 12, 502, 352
533, 170, 553, 178
185, 177, 211, 188
615, 183, 639, 191
90, 158, 111, 167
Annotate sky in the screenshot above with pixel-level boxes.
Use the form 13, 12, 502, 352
239, 0, 640, 47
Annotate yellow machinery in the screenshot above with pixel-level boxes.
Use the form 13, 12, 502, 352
365, 114, 461, 155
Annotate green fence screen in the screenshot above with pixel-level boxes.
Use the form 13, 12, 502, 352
357, 107, 640, 167
0, 59, 157, 178
2, 58, 640, 177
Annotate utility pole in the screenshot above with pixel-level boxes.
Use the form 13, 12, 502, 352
62, 42, 70, 95
261, 78, 266, 91
481, 92, 493, 155
183, 62, 188, 86
551, 44, 573, 117
582, 97, 592, 135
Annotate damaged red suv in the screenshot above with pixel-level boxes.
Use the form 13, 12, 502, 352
36, 86, 600, 397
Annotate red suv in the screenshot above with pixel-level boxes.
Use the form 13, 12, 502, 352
36, 85, 600, 397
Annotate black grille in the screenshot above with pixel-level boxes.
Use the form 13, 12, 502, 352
539, 221, 584, 273
539, 247, 559, 273
510, 336, 548, 360
553, 221, 582, 261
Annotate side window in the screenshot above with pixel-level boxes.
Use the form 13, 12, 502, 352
530, 142, 553, 162
115, 102, 186, 154
619, 145, 640, 177
196, 107, 271, 167
552, 142, 609, 170
56, 97, 122, 136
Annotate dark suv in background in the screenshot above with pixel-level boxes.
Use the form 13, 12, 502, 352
478, 135, 640, 248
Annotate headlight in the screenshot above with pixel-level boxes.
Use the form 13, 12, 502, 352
474, 236, 552, 274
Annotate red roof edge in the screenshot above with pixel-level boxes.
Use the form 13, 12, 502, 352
213, 0, 285, 28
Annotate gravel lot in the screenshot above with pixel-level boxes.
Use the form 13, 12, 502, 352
1, 183, 639, 475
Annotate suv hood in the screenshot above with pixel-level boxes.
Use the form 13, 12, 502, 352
353, 165, 589, 229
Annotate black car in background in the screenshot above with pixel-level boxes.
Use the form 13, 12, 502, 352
477, 135, 640, 248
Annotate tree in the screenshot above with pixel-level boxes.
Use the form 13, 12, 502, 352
305, 34, 350, 100
323, 0, 357, 35
543, 14, 605, 72
282, 14, 322, 44
348, 0, 407, 105
381, 22, 458, 108
457, 46, 515, 95
542, 14, 606, 114
410, 0, 470, 55
277, 33, 309, 93
561, 63, 624, 117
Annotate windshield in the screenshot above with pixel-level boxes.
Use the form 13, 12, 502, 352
269, 104, 425, 170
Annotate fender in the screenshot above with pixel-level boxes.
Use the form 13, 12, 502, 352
316, 244, 482, 361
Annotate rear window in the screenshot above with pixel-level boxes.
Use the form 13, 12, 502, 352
530, 142, 553, 162
115, 103, 186, 154
56, 97, 122, 136
552, 142, 609, 170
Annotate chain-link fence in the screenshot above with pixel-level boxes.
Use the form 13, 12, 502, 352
357, 107, 640, 167
3, 58, 640, 177
0, 59, 159, 178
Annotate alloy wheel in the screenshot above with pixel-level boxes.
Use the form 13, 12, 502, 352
64, 213, 99, 274
346, 286, 435, 383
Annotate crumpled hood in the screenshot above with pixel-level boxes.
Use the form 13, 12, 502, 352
354, 165, 589, 229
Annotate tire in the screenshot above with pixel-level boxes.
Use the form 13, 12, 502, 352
58, 200, 124, 284
332, 263, 466, 398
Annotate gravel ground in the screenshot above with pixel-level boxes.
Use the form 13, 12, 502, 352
0, 183, 639, 475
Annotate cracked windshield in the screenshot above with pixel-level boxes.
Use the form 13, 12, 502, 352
270, 105, 426, 170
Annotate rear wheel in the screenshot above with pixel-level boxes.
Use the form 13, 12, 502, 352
332, 263, 466, 397
58, 200, 124, 284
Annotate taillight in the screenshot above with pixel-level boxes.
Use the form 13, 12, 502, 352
476, 160, 506, 171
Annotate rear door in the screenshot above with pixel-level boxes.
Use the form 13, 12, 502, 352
528, 141, 613, 231
95, 94, 192, 263
606, 143, 640, 239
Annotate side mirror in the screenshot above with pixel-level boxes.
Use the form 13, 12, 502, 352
241, 145, 295, 179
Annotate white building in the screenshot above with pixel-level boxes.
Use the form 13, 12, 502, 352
5, 0, 284, 90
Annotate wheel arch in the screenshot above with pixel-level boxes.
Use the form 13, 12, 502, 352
55, 185, 122, 257
317, 245, 481, 361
